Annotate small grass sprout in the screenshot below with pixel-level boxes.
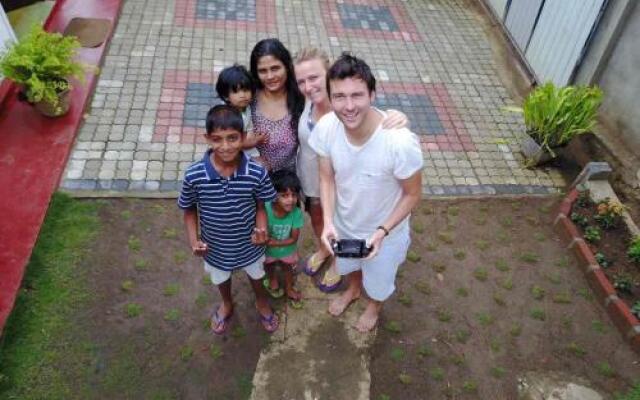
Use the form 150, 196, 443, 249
128, 236, 141, 252
494, 259, 510, 272
529, 307, 546, 321
519, 251, 540, 264
597, 362, 615, 378
383, 321, 402, 334
164, 308, 180, 321
121, 279, 134, 292
566, 342, 586, 357
475, 239, 490, 251
390, 347, 406, 362
530, 285, 545, 300
125, 303, 142, 318
406, 250, 421, 263
398, 373, 412, 385
473, 267, 488, 281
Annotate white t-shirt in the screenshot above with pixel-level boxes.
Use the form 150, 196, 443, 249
242, 107, 260, 158
308, 111, 423, 239
296, 100, 320, 197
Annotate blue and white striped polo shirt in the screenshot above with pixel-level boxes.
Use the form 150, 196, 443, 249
178, 150, 276, 271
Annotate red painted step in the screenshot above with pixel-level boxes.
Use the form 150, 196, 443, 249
0, 0, 123, 334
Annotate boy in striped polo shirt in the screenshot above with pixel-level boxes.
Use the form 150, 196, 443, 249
178, 104, 279, 334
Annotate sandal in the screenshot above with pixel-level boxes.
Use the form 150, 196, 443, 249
211, 305, 233, 335
317, 271, 343, 293
262, 277, 284, 299
258, 312, 279, 333
287, 291, 304, 310
303, 253, 327, 276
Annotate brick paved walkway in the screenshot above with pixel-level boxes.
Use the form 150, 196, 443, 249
61, 0, 566, 196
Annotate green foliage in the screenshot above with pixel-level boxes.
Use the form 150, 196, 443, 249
390, 347, 406, 362
628, 236, 640, 264
125, 303, 142, 318
120, 280, 134, 292
631, 301, 640, 319
473, 267, 488, 281
163, 283, 180, 296
594, 198, 625, 230
163, 309, 180, 322
597, 362, 615, 378
570, 212, 589, 228
613, 273, 634, 293
209, 344, 223, 359
595, 252, 612, 268
491, 366, 506, 378
566, 342, 586, 357
521, 82, 603, 154
0, 25, 94, 112
530, 285, 545, 300
615, 383, 640, 400
529, 308, 546, 321
584, 226, 601, 243
406, 250, 421, 263
383, 321, 402, 334
429, 367, 444, 381
398, 373, 412, 385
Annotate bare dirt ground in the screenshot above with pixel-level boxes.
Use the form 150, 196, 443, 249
56, 196, 640, 399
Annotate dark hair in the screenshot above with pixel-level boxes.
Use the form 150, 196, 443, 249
205, 104, 245, 134
250, 38, 304, 132
270, 170, 301, 195
215, 64, 256, 103
326, 52, 376, 97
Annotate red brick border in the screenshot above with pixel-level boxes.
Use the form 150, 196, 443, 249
554, 188, 640, 353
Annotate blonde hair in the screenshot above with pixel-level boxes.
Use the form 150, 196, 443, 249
294, 47, 331, 70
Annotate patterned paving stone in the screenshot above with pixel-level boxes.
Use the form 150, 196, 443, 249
62, 0, 565, 196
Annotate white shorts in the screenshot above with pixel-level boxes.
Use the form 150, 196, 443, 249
335, 229, 410, 301
204, 256, 265, 285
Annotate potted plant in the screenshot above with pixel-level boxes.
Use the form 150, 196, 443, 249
507, 82, 603, 168
0, 25, 94, 117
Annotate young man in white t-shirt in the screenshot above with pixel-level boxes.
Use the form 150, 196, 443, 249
308, 53, 423, 332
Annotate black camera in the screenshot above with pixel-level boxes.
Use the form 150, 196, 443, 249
331, 239, 372, 258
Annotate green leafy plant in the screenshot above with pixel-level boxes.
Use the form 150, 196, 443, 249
631, 301, 640, 319
0, 25, 95, 113
628, 236, 640, 264
595, 252, 612, 268
570, 212, 589, 228
584, 226, 601, 243
613, 273, 634, 294
514, 82, 603, 155
594, 198, 626, 230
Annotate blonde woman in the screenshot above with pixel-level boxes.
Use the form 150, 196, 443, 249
294, 47, 408, 292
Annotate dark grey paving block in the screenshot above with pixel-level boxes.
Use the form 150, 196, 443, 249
161, 180, 181, 192
374, 94, 444, 135
183, 83, 223, 127
338, 4, 398, 31
196, 0, 257, 21
97, 180, 113, 190
112, 180, 130, 191
129, 181, 147, 191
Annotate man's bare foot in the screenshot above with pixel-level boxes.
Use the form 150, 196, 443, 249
355, 302, 381, 332
328, 289, 360, 316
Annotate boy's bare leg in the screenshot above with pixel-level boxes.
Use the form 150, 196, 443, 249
328, 270, 361, 316
355, 299, 382, 332
284, 264, 301, 300
249, 276, 274, 316
217, 279, 233, 317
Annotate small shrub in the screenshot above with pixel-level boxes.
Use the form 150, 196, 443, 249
180, 345, 194, 361
530, 308, 546, 321
128, 236, 142, 252
597, 362, 615, 378
447, 206, 460, 216
566, 342, 586, 357
398, 373, 412, 385
552, 291, 572, 304
476, 312, 494, 326
437, 231, 454, 244
628, 236, 640, 264
210, 344, 223, 359
499, 276, 514, 290
430, 367, 444, 381
462, 380, 478, 393
397, 292, 412, 307
163, 283, 180, 296
491, 366, 506, 378
584, 226, 601, 243
455, 329, 470, 343
475, 239, 490, 251
125, 303, 142, 318
493, 293, 506, 306
456, 287, 469, 297
417, 344, 433, 358
510, 323, 522, 337
406, 250, 421, 263
519, 251, 540, 263
414, 280, 431, 295
164, 308, 180, 321
534, 232, 546, 242
494, 259, 510, 272
437, 308, 452, 322
134, 258, 150, 271
453, 249, 466, 260
576, 190, 592, 208
390, 347, 406, 362
473, 267, 488, 282
500, 216, 513, 227
530, 285, 545, 300
431, 261, 446, 273
121, 279, 134, 292
426, 242, 438, 252
383, 321, 402, 334
412, 221, 425, 233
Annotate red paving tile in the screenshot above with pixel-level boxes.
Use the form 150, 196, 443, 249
0, 0, 123, 333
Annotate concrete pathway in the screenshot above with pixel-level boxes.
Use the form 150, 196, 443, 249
250, 273, 374, 400
61, 0, 566, 197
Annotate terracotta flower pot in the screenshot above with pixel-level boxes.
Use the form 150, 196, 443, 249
33, 87, 71, 117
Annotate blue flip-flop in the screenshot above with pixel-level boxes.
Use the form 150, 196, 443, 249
211, 305, 233, 335
258, 312, 279, 333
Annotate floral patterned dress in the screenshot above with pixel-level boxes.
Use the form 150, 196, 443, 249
250, 99, 297, 172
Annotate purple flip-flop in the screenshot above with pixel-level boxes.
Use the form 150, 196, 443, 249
258, 312, 279, 333
211, 305, 233, 335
